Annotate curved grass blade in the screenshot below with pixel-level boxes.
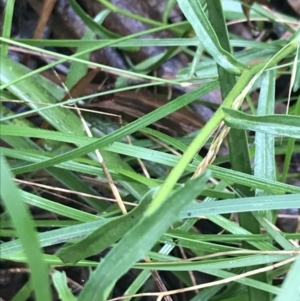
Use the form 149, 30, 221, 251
223, 108, 300, 138
177, 0, 246, 75
63, 0, 120, 40
2, 135, 300, 195
3, 81, 217, 174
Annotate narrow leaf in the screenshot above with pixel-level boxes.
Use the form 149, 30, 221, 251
223, 108, 300, 138
0, 155, 52, 301
57, 189, 155, 264
78, 171, 210, 301
52, 271, 77, 301
177, 0, 246, 75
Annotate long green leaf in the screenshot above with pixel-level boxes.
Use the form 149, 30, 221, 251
177, 0, 246, 74
223, 109, 300, 138
0, 155, 52, 301
254, 70, 276, 197
180, 194, 300, 218
52, 271, 77, 301
1, 80, 217, 174
78, 171, 210, 301
0, 0, 14, 56
57, 189, 155, 264
0, 219, 110, 258
274, 255, 300, 301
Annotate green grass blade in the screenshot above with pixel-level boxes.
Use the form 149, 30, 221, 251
254, 70, 276, 197
11, 280, 32, 301
0, 106, 108, 211
223, 109, 300, 138
180, 194, 300, 218
177, 0, 246, 74
208, 215, 275, 250
3, 81, 217, 174
68, 0, 120, 39
65, 12, 102, 88
0, 219, 110, 258
253, 213, 295, 251
293, 43, 300, 92
0, 155, 52, 301
0, 55, 149, 200
254, 69, 277, 231
134, 254, 295, 271
20, 190, 98, 222
52, 271, 77, 301
281, 95, 300, 182
2, 137, 300, 195
78, 171, 210, 301
274, 255, 300, 301
0, 0, 14, 56
57, 189, 155, 264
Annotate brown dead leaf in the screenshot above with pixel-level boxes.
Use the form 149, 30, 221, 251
61, 68, 101, 101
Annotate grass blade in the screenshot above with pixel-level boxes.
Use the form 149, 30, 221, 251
0, 155, 52, 301
177, 0, 246, 75
223, 108, 300, 138
52, 271, 77, 301
0, 0, 14, 56
57, 189, 155, 264
274, 255, 300, 301
78, 171, 210, 301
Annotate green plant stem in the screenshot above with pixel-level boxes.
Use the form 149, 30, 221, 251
281, 94, 300, 182
147, 28, 300, 214
0, 156, 52, 301
207, 2, 271, 301
0, 0, 14, 56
